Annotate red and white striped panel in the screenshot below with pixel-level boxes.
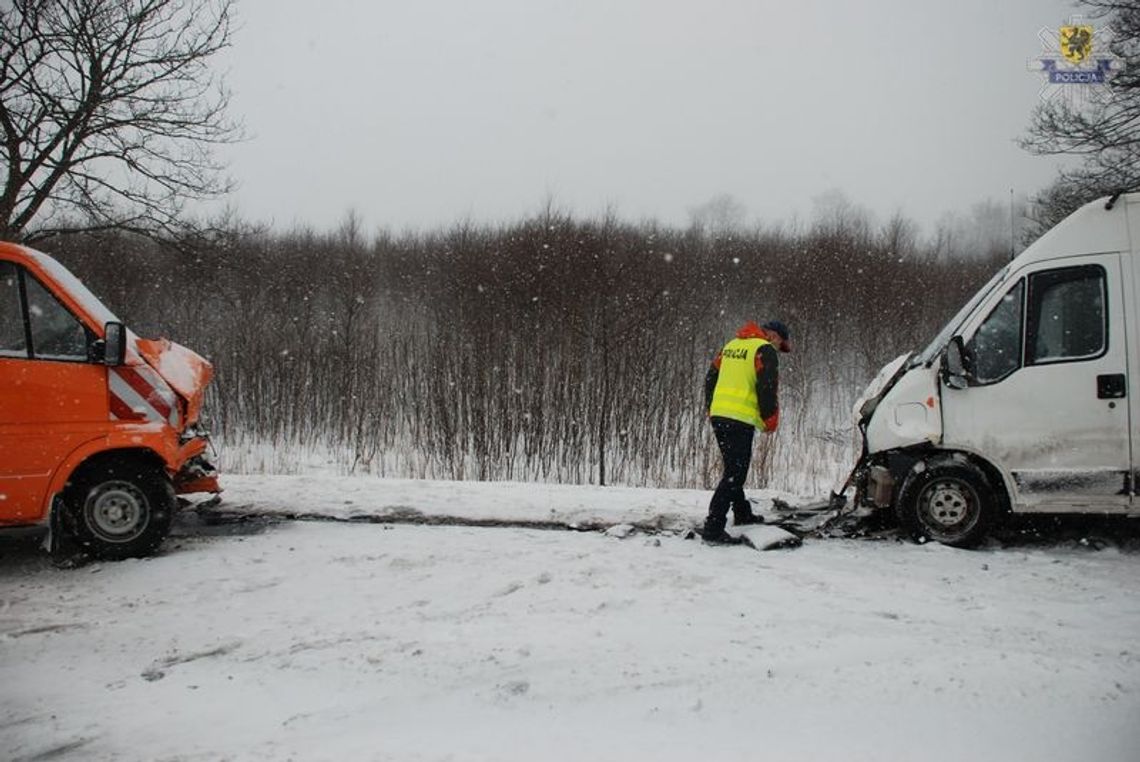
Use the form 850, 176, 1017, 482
109, 365, 181, 428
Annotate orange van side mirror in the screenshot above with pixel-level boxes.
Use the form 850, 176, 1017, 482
103, 321, 126, 366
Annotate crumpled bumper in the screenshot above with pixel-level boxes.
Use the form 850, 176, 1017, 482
174, 437, 221, 495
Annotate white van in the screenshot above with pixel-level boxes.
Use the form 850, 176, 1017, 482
850, 191, 1139, 547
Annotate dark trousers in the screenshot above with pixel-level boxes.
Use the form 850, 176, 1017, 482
704, 417, 755, 534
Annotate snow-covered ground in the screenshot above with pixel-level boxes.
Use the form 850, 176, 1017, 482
3, 475, 1139, 761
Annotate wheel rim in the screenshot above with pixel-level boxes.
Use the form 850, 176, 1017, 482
85, 481, 150, 543
916, 477, 980, 542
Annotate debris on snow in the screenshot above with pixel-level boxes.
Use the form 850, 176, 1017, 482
605, 523, 636, 539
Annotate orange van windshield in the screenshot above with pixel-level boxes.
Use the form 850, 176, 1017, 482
24, 247, 120, 328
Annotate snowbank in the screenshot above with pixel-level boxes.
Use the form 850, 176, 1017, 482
206, 473, 813, 531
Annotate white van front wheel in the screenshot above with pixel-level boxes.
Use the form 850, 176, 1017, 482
897, 460, 995, 548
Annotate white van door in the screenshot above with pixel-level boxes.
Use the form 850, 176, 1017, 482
942, 252, 1131, 512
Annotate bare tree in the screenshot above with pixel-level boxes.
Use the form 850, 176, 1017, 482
1023, 174, 1104, 242
932, 198, 1027, 260
0, 0, 238, 243
688, 193, 748, 234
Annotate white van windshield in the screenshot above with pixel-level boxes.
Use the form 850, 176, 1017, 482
912, 265, 1010, 367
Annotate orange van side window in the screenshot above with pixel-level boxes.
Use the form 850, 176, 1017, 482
0, 262, 91, 362
24, 274, 90, 361
0, 261, 28, 358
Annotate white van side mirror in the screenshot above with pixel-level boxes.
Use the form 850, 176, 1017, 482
102, 321, 127, 366
942, 336, 970, 389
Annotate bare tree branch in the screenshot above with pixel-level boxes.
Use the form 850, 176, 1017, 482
0, 0, 240, 242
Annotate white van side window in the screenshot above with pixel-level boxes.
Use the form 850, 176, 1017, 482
0, 262, 27, 358
25, 273, 90, 361
1027, 265, 1106, 364
968, 279, 1024, 384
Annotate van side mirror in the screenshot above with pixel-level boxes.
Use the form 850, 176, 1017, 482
942, 336, 970, 389
102, 321, 126, 366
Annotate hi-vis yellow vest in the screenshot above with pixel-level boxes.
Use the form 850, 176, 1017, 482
709, 337, 770, 429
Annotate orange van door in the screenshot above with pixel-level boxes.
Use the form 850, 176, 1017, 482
0, 262, 109, 524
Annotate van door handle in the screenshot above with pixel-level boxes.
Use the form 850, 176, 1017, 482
1097, 374, 1127, 399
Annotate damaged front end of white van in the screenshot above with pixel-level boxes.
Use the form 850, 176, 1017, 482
843, 192, 1139, 547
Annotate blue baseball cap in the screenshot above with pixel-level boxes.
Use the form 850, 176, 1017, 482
762, 320, 792, 352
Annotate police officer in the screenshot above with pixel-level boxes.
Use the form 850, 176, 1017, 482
701, 319, 791, 543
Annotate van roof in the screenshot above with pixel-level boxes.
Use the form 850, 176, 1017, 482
1015, 192, 1137, 270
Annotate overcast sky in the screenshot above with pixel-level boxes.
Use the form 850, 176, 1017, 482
214, 0, 1078, 234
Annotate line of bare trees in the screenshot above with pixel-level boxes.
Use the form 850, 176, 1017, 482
41, 206, 1006, 494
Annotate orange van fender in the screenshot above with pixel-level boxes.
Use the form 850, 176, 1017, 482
42, 429, 181, 520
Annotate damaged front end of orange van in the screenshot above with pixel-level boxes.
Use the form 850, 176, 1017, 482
0, 242, 220, 559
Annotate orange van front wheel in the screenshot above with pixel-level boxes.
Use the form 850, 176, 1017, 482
65, 456, 176, 560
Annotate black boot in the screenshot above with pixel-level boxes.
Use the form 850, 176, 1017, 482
733, 502, 764, 526
700, 519, 742, 544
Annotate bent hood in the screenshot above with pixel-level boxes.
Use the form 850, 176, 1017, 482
862, 358, 942, 454
134, 337, 214, 426
853, 353, 913, 426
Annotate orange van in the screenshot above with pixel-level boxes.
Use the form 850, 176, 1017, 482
0, 242, 219, 558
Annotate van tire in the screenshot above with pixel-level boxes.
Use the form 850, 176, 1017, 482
896, 458, 994, 549
65, 457, 175, 560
